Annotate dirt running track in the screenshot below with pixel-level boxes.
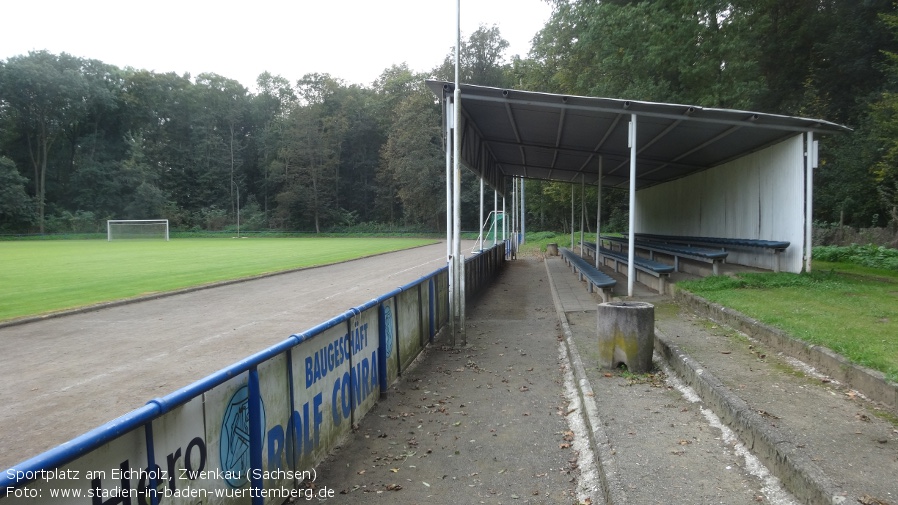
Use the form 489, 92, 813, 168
0, 242, 467, 470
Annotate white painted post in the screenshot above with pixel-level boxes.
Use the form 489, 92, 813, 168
446, 99, 453, 263
596, 157, 603, 269
520, 178, 526, 245
493, 189, 498, 246
445, 96, 455, 345
502, 195, 506, 243
805, 132, 816, 273
479, 177, 484, 252
580, 174, 585, 256
513, 178, 518, 256
570, 183, 575, 250
453, 86, 463, 344
628, 115, 637, 297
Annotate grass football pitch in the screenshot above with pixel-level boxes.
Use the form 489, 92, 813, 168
0, 237, 436, 323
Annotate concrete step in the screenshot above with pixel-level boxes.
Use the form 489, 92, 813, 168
552, 254, 898, 505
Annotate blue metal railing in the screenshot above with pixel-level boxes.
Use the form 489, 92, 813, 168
1, 243, 505, 503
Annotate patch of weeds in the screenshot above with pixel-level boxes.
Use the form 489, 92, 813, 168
679, 275, 746, 292
868, 407, 898, 429
653, 301, 680, 319
696, 318, 751, 344
768, 357, 814, 381
680, 270, 847, 294
618, 367, 667, 387
814, 244, 898, 271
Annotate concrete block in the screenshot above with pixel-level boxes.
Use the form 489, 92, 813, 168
597, 301, 655, 373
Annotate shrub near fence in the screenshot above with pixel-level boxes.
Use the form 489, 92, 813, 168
1, 243, 505, 504
813, 243, 898, 270
814, 223, 898, 248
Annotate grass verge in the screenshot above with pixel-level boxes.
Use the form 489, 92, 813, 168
678, 262, 898, 383
0, 237, 435, 322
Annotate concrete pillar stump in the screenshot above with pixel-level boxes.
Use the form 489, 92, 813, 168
597, 301, 655, 373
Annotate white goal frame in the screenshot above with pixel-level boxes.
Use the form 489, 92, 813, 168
107, 219, 170, 241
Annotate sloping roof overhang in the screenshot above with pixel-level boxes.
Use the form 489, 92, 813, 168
427, 80, 851, 197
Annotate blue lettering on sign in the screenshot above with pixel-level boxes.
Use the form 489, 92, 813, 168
304, 334, 348, 388
266, 351, 381, 473
304, 323, 371, 388
268, 322, 379, 472
330, 349, 379, 424
350, 322, 368, 355
265, 392, 323, 471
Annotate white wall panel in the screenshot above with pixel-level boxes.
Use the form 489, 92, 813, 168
381, 299, 400, 387
289, 325, 353, 472
726, 156, 760, 239
349, 310, 381, 422
257, 354, 292, 503
149, 396, 207, 505
702, 168, 728, 236
636, 135, 805, 272
14, 425, 148, 504
396, 288, 424, 372
759, 138, 805, 272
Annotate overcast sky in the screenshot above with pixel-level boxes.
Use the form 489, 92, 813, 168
1, 0, 553, 90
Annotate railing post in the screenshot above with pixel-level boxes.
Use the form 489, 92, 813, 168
248, 367, 264, 505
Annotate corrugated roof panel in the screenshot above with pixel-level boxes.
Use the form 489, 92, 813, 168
427, 80, 850, 196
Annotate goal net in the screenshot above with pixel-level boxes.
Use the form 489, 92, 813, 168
107, 219, 170, 241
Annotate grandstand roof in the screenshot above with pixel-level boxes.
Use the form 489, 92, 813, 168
426, 80, 850, 195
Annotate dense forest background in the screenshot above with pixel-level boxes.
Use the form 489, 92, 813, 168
3, 0, 898, 236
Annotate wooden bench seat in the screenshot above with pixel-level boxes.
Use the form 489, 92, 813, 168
560, 248, 616, 302
636, 233, 789, 251
581, 242, 673, 293
635, 233, 790, 272
600, 235, 728, 275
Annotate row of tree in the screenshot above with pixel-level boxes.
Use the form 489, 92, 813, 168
522, 0, 898, 230
0, 51, 451, 234
2, 0, 898, 235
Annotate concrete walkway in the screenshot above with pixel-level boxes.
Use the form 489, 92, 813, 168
314, 254, 897, 504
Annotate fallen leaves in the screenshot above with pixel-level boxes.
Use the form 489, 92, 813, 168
560, 429, 574, 449
858, 494, 890, 505
747, 344, 767, 360
757, 409, 780, 420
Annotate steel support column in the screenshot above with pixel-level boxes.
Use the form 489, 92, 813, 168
628, 115, 637, 297
596, 157, 603, 269
805, 131, 817, 273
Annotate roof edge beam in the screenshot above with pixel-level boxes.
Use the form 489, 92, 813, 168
467, 93, 838, 135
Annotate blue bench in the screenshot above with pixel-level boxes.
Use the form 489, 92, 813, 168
560, 248, 616, 302
635, 233, 790, 272
581, 242, 673, 293
600, 235, 728, 275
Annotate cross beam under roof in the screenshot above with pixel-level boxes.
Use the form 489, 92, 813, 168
428, 80, 850, 195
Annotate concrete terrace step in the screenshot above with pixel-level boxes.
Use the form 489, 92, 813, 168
653, 301, 898, 505
545, 256, 898, 505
